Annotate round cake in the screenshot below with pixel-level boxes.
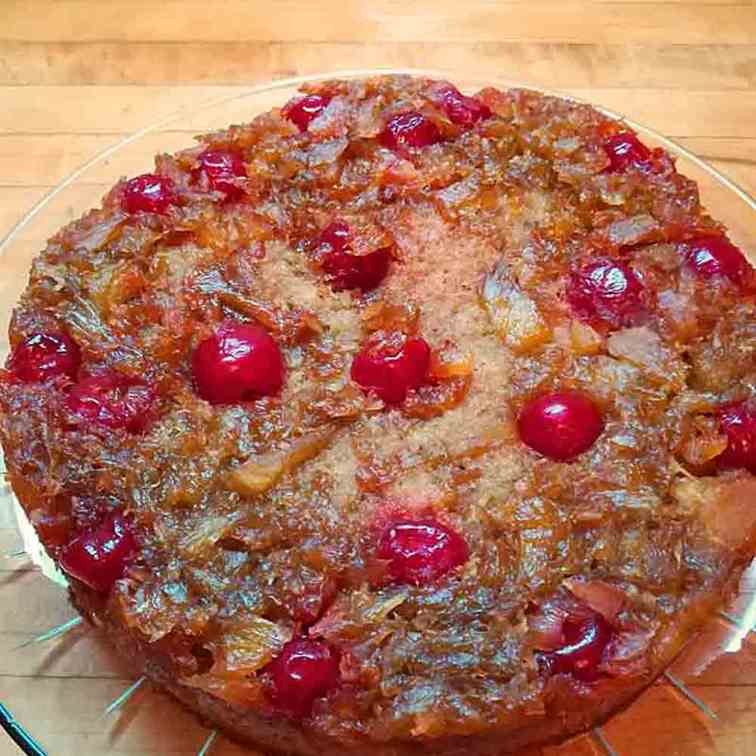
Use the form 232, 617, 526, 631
1, 75, 755, 755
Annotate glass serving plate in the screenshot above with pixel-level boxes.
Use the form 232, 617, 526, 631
0, 70, 754, 756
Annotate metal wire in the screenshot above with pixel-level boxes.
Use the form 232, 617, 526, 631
664, 672, 718, 721
197, 729, 218, 756
0, 702, 47, 756
103, 676, 147, 716
719, 609, 742, 627
592, 726, 620, 756
18, 616, 83, 649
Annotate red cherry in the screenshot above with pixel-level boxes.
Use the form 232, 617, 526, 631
122, 173, 176, 214
268, 638, 340, 717
192, 321, 284, 405
351, 334, 430, 404
435, 84, 491, 127
323, 249, 391, 292
282, 94, 332, 132
377, 518, 468, 586
603, 132, 652, 173
316, 220, 351, 254
194, 149, 246, 200
59, 513, 137, 592
518, 391, 604, 462
716, 400, 756, 473
538, 612, 612, 682
380, 112, 442, 151
315, 222, 390, 292
7, 332, 80, 383
66, 372, 157, 433
682, 236, 752, 286
567, 258, 644, 328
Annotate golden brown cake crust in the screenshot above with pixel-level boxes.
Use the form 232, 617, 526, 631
2, 75, 755, 754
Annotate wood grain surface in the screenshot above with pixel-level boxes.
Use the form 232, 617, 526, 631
1, 2, 755, 755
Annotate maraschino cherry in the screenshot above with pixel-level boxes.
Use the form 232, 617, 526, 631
7, 332, 80, 383
380, 112, 441, 151
538, 612, 613, 682
60, 513, 137, 592
435, 84, 491, 127
567, 258, 644, 328
351, 333, 430, 404
194, 149, 246, 200
282, 94, 332, 132
122, 173, 176, 214
66, 372, 156, 433
603, 132, 652, 173
682, 236, 753, 287
716, 400, 756, 473
192, 321, 284, 404
378, 518, 468, 586
315, 222, 390, 292
518, 391, 604, 461
267, 638, 340, 717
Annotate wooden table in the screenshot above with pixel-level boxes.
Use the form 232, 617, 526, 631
1, 2, 755, 755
